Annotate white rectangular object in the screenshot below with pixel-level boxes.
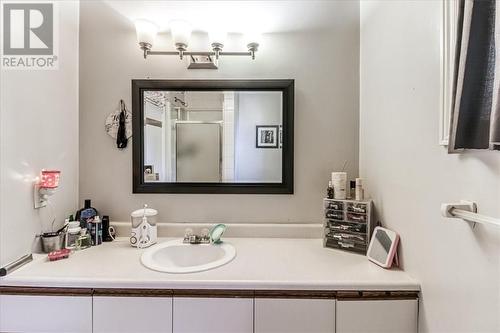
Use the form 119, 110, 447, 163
336, 299, 418, 333
0, 295, 92, 333
93, 296, 173, 333
255, 298, 335, 333
173, 297, 253, 333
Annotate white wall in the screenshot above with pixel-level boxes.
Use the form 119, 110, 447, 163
79, 0, 360, 223
0, 2, 79, 266
235, 92, 282, 182
360, 1, 500, 332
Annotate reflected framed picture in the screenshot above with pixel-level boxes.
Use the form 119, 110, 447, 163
256, 125, 279, 148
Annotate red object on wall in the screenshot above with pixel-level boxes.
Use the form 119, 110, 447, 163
40, 170, 61, 188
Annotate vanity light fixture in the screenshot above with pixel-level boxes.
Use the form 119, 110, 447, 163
170, 20, 192, 60
208, 30, 227, 60
134, 19, 260, 69
34, 170, 60, 209
135, 19, 160, 59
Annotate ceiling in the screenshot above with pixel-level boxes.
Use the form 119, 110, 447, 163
104, 1, 343, 34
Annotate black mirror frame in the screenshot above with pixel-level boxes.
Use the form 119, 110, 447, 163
132, 79, 294, 194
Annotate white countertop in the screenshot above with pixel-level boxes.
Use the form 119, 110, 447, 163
0, 238, 419, 291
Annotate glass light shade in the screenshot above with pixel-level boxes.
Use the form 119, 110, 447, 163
40, 170, 60, 189
209, 30, 227, 46
245, 32, 262, 46
134, 19, 159, 46
170, 20, 192, 47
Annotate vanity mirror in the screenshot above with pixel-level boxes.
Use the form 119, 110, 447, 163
367, 227, 400, 269
132, 79, 294, 193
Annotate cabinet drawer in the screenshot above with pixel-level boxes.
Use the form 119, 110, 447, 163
0, 294, 92, 333
93, 296, 172, 333
255, 298, 335, 333
336, 299, 418, 333
173, 297, 253, 333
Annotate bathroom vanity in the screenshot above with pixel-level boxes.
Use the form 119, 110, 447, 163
0, 238, 419, 333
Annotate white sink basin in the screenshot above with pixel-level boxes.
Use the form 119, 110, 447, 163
140, 239, 236, 274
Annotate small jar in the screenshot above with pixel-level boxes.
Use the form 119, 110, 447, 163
65, 222, 81, 250
76, 228, 92, 250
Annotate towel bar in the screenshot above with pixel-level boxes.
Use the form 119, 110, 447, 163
441, 200, 500, 228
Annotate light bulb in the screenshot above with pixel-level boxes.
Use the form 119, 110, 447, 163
134, 19, 159, 48
170, 20, 192, 50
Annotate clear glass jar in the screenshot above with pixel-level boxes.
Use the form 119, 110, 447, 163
76, 228, 92, 250
65, 222, 81, 250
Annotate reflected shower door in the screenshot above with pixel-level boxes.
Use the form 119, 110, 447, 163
176, 122, 221, 182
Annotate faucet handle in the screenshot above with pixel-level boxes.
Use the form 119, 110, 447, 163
201, 228, 210, 238
184, 228, 193, 237
183, 228, 193, 242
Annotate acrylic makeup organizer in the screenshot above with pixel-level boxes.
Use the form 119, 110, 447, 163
323, 198, 373, 254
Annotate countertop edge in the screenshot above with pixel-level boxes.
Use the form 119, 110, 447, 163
0, 278, 420, 291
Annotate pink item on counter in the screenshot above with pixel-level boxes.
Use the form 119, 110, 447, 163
48, 248, 71, 261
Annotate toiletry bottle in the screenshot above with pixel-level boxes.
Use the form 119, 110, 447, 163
355, 178, 364, 201
102, 216, 113, 242
89, 216, 103, 246
349, 180, 356, 199
76, 199, 98, 230
327, 181, 334, 199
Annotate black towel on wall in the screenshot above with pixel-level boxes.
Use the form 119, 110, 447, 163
116, 100, 128, 149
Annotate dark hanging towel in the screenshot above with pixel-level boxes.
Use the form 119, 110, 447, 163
449, 0, 500, 152
117, 100, 128, 149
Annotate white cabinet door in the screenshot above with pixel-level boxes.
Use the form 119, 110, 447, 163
0, 294, 92, 333
172, 297, 253, 333
93, 296, 173, 333
255, 298, 336, 333
336, 299, 418, 333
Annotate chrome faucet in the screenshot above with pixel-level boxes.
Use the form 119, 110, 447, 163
183, 224, 227, 245
183, 228, 210, 244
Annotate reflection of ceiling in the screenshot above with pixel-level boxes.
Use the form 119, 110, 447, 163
144, 91, 187, 109
144, 91, 167, 108
103, 1, 344, 34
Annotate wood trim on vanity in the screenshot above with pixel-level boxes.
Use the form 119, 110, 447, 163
93, 288, 173, 297
0, 287, 419, 299
254, 290, 336, 299
0, 286, 92, 296
336, 291, 419, 300
173, 289, 254, 298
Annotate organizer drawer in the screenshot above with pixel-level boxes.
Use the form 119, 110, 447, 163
325, 209, 344, 220
346, 213, 367, 223
325, 200, 344, 211
324, 237, 366, 254
326, 231, 367, 244
346, 202, 368, 214
327, 221, 366, 233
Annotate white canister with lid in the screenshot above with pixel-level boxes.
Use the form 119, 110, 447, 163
331, 172, 347, 200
